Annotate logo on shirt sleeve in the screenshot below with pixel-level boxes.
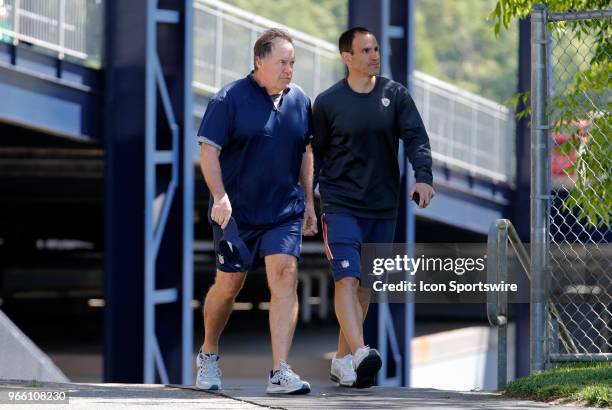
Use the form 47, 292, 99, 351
381, 97, 390, 107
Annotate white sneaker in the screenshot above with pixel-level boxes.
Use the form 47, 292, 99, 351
353, 346, 382, 388
330, 353, 356, 387
266, 361, 311, 394
195, 351, 222, 390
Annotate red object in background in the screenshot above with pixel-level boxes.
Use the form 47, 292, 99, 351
551, 120, 589, 182
552, 132, 577, 179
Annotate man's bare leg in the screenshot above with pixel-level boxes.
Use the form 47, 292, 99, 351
337, 287, 371, 357
265, 254, 299, 370
201, 270, 247, 354
334, 277, 367, 355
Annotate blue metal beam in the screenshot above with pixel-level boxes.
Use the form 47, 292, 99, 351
350, 0, 518, 388
103, 0, 194, 383
0, 43, 101, 142
350, 0, 415, 388
417, 165, 511, 235
416, 186, 505, 235
513, 17, 532, 380
103, 0, 148, 382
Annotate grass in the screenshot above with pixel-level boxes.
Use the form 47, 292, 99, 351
503, 362, 612, 408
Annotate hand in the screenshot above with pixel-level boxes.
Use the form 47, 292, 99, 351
409, 183, 435, 209
211, 193, 232, 229
302, 202, 318, 236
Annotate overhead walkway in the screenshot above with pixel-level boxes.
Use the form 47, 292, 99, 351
191, 0, 515, 234
0, 0, 515, 234
0, 0, 102, 142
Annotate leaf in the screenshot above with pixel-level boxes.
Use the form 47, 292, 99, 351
560, 141, 574, 155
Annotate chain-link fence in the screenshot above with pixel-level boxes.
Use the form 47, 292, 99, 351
531, 5, 611, 370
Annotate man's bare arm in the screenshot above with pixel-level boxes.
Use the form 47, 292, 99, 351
300, 145, 314, 205
200, 144, 232, 229
300, 145, 317, 236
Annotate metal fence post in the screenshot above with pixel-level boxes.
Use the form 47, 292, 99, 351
58, 0, 66, 59
12, 0, 20, 46
530, 3, 550, 374
214, 11, 222, 88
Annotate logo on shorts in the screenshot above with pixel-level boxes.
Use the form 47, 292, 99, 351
218, 254, 225, 265
341, 260, 350, 269
381, 97, 390, 107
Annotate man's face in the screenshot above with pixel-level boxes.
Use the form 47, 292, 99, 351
255, 39, 295, 94
342, 32, 380, 76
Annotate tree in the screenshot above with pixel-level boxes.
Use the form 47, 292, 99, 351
415, 0, 518, 103
491, 0, 611, 227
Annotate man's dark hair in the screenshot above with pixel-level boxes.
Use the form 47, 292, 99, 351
253, 28, 294, 70
338, 27, 373, 54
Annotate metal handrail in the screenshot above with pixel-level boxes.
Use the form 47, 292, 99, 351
412, 72, 516, 183
0, 0, 96, 61
193, 0, 340, 99
487, 218, 578, 390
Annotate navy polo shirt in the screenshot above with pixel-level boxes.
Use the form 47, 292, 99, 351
197, 72, 312, 227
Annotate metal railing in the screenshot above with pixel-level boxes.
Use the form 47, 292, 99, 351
194, 0, 516, 184
193, 0, 342, 98
412, 71, 516, 183
1, 0, 517, 184
487, 218, 578, 390
0, 0, 103, 64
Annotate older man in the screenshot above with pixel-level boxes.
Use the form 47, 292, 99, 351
195, 28, 316, 394
312, 27, 434, 388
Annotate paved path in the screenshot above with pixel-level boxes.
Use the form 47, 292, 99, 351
0, 379, 599, 409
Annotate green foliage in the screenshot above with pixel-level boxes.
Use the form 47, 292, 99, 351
504, 362, 612, 407
490, 0, 612, 34
508, 91, 532, 120
415, 0, 518, 103
553, 97, 612, 227
491, 0, 611, 228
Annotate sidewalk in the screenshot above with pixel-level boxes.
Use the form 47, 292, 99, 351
0, 379, 601, 410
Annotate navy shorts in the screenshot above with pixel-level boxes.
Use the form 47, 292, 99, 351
212, 216, 302, 273
322, 212, 396, 282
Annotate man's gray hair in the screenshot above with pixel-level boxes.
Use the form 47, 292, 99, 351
253, 28, 294, 70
